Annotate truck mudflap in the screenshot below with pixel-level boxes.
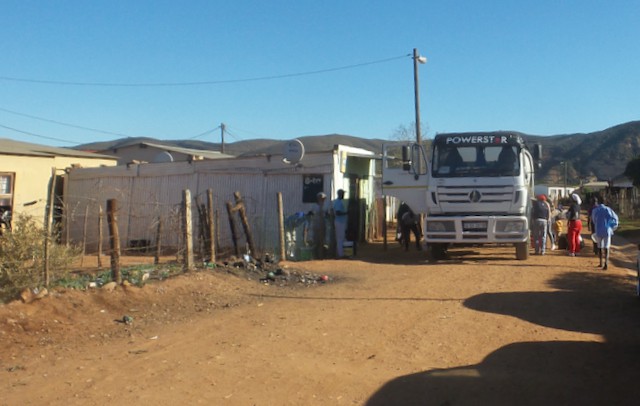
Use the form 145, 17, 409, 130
425, 215, 529, 244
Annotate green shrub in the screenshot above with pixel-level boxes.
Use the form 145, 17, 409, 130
0, 214, 80, 303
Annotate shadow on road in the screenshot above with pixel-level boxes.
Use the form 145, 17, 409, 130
366, 270, 640, 405
357, 241, 528, 265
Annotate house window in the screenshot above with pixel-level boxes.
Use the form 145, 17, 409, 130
0, 173, 14, 232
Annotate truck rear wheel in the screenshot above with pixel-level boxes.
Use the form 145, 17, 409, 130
515, 241, 529, 260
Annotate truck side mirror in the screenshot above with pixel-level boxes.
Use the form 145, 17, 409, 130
402, 145, 412, 171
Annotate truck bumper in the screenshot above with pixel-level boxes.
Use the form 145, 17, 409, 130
425, 215, 529, 244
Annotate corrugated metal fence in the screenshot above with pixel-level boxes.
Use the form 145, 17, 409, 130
64, 160, 335, 261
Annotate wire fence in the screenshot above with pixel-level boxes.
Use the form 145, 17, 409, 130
60, 189, 290, 264
0, 187, 300, 302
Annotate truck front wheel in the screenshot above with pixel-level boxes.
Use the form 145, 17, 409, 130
429, 243, 449, 261
515, 241, 529, 260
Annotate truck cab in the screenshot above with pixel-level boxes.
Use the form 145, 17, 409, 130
382, 132, 541, 260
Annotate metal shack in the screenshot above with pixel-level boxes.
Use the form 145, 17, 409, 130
64, 143, 377, 260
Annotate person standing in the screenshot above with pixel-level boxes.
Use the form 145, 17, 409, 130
313, 192, 327, 259
590, 197, 619, 270
552, 207, 565, 249
566, 193, 583, 256
587, 197, 600, 256
397, 202, 422, 251
544, 198, 556, 250
332, 189, 348, 258
532, 195, 550, 255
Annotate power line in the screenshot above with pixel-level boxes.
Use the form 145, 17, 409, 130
0, 106, 131, 138
222, 127, 243, 143
0, 54, 409, 87
0, 123, 78, 144
187, 126, 220, 140
224, 124, 270, 140
0, 106, 222, 141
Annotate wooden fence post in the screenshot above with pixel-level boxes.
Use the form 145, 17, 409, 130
226, 201, 239, 256
183, 189, 195, 271
43, 167, 57, 287
98, 204, 103, 267
154, 216, 162, 265
207, 189, 216, 263
195, 195, 207, 260
383, 196, 387, 251
233, 191, 255, 255
106, 199, 121, 284
277, 192, 285, 261
81, 205, 89, 266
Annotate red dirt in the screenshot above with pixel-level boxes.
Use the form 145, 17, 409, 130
2, 236, 640, 405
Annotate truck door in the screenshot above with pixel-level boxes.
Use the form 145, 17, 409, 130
381, 143, 429, 213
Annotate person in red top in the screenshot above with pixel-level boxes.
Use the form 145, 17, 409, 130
566, 193, 583, 256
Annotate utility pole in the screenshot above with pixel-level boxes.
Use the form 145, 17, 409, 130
413, 48, 422, 147
564, 161, 568, 197
220, 123, 226, 154
412, 48, 427, 174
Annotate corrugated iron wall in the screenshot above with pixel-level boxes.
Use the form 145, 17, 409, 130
64, 159, 335, 259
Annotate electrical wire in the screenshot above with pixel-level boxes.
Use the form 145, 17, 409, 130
0, 107, 223, 142
224, 124, 268, 140
222, 127, 243, 143
0, 123, 78, 144
0, 54, 410, 87
0, 54, 411, 143
187, 126, 220, 140
0, 106, 131, 138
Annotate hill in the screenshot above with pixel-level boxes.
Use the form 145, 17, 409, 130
75, 121, 640, 184
527, 121, 640, 183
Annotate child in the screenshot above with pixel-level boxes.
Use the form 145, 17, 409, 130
553, 211, 565, 250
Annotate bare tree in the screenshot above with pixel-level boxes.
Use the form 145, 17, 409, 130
390, 121, 430, 143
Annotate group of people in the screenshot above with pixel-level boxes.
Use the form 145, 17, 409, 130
312, 191, 425, 258
531, 193, 571, 255
532, 192, 619, 269
312, 189, 349, 259
311, 188, 621, 268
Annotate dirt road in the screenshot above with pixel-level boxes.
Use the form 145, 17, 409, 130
2, 238, 640, 405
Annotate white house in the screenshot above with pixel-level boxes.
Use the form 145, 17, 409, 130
534, 184, 576, 203
64, 143, 377, 259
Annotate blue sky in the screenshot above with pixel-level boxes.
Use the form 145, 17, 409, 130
1, 0, 638, 146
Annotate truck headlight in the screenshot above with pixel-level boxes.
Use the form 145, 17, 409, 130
499, 221, 525, 232
427, 221, 450, 232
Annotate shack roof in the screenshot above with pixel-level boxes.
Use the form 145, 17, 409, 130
0, 138, 116, 160
100, 141, 234, 160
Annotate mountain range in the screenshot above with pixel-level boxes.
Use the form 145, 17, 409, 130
76, 121, 640, 185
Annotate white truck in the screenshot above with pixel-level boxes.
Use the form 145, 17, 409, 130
382, 132, 541, 260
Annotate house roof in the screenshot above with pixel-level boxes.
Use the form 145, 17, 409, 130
0, 138, 117, 160
102, 141, 234, 160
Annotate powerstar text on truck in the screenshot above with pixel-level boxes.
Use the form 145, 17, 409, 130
382, 131, 541, 260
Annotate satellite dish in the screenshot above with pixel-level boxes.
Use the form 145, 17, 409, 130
282, 139, 305, 164
152, 151, 174, 163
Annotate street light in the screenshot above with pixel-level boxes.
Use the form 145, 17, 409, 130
413, 48, 427, 146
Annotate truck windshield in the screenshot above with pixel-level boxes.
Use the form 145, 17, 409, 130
432, 144, 520, 178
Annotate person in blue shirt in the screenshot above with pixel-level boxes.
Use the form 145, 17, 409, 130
590, 196, 619, 270
332, 189, 348, 258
